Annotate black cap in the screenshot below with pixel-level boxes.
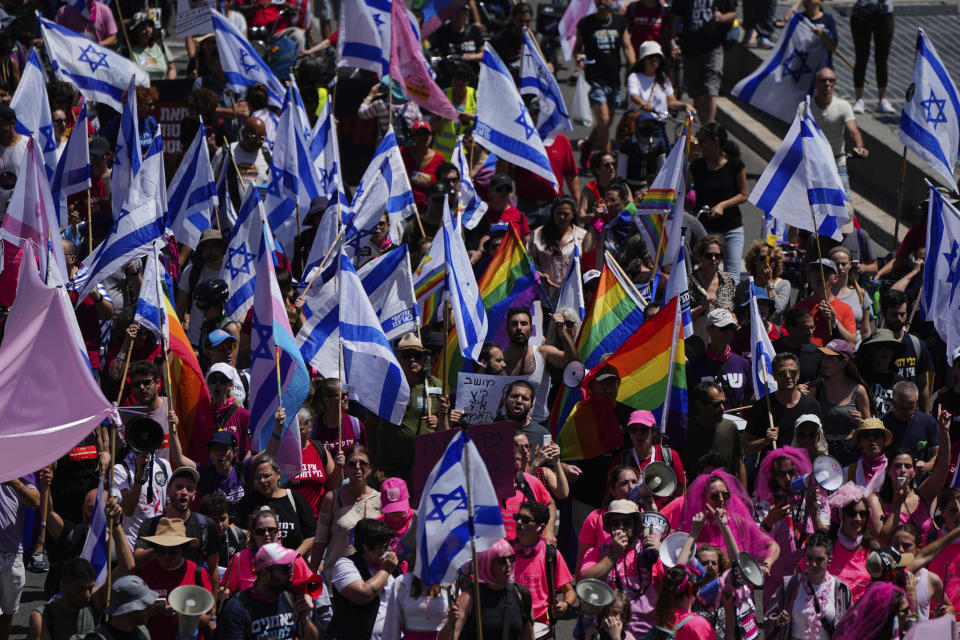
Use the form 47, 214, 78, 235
206, 430, 238, 448
90, 137, 111, 158
426, 181, 453, 199
491, 173, 514, 191
0, 105, 16, 123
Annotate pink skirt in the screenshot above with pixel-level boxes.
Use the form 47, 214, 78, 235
402, 631, 440, 640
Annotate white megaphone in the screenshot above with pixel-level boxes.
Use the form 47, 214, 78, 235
642, 461, 677, 498
169, 585, 215, 640
731, 552, 765, 589
789, 455, 844, 494
659, 532, 691, 568
563, 361, 586, 388
575, 578, 615, 616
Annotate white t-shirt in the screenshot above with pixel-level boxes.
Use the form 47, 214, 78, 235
382, 572, 450, 639
178, 262, 223, 346
811, 98, 855, 165
113, 452, 172, 547
790, 577, 835, 640
626, 72, 674, 119
230, 141, 271, 187
332, 556, 394, 640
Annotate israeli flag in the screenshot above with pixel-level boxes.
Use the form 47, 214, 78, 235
749, 98, 849, 241
347, 127, 417, 247
556, 244, 585, 321
309, 99, 345, 208
210, 9, 283, 108
343, 155, 391, 259
40, 18, 149, 112
731, 14, 828, 123
763, 210, 789, 242
297, 272, 339, 374
301, 189, 344, 284
10, 51, 57, 179
134, 240, 169, 344
50, 101, 92, 229
75, 136, 166, 304
921, 184, 960, 366
79, 475, 108, 587
167, 121, 218, 250
442, 197, 488, 363
223, 185, 265, 322
747, 277, 778, 397
450, 136, 487, 231
475, 43, 558, 192
415, 430, 506, 587
356, 245, 419, 341
112, 77, 142, 220
338, 253, 411, 424
337, 0, 389, 75
900, 29, 960, 191
664, 244, 694, 339
519, 28, 572, 144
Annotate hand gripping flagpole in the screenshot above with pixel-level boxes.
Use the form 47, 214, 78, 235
751, 277, 779, 449
461, 427, 485, 640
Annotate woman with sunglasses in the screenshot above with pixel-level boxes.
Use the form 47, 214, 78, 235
689, 234, 737, 344
867, 411, 950, 544
309, 377, 367, 455
763, 531, 853, 640
650, 565, 717, 639
452, 538, 535, 640
313, 444, 381, 582
236, 454, 316, 556
854, 328, 907, 415
527, 196, 592, 305
812, 339, 873, 465
820, 482, 874, 602
791, 415, 831, 465
843, 418, 894, 490
576, 465, 640, 576
578, 150, 618, 223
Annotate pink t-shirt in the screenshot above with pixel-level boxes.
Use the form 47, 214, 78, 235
512, 539, 574, 623
582, 543, 664, 637
55, 2, 117, 43
579, 508, 612, 552
928, 538, 960, 616
501, 473, 551, 540
671, 609, 717, 640
802, 543, 871, 603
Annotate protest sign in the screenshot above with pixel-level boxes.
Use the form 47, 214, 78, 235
454, 372, 526, 425
176, 0, 215, 37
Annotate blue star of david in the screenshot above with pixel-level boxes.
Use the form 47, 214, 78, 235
249, 321, 274, 362
239, 49, 259, 74
514, 103, 537, 140
78, 44, 109, 73
38, 124, 56, 153
921, 90, 948, 130
426, 486, 468, 523
227, 242, 255, 279
945, 240, 960, 304
372, 12, 385, 29
781, 49, 811, 83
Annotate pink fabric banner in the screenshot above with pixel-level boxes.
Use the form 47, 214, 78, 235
389, 0, 458, 121
0, 245, 114, 481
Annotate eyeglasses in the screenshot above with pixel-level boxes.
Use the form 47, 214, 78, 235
52, 118, 67, 124
254, 526, 279, 536
703, 252, 722, 260
399, 351, 425, 360
600, 162, 616, 169
513, 513, 535, 525
628, 425, 653, 435
817, 77, 837, 84
131, 378, 157, 387
710, 491, 731, 501
775, 369, 799, 378
347, 459, 370, 468
495, 554, 516, 565
254, 473, 274, 481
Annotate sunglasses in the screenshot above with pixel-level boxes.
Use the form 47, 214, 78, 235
496, 554, 516, 565
254, 526, 279, 536
628, 425, 653, 435
347, 459, 370, 468
817, 77, 837, 84
600, 161, 616, 168
53, 118, 67, 124
710, 491, 731, 501
513, 513, 536, 525
400, 351, 425, 360
844, 508, 868, 518
861, 431, 885, 440
607, 516, 634, 528
196, 302, 211, 311
208, 376, 231, 386
156, 546, 183, 555
775, 369, 799, 378
131, 378, 157, 387
703, 252, 722, 260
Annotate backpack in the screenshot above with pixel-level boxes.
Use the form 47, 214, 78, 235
641, 614, 696, 640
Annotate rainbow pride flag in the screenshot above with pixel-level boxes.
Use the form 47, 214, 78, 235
634, 212, 665, 262
164, 293, 214, 461
557, 298, 687, 459
413, 254, 445, 326
439, 223, 540, 388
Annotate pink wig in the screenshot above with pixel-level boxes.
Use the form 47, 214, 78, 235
833, 581, 905, 640
754, 446, 812, 504
679, 470, 775, 560
474, 538, 513, 587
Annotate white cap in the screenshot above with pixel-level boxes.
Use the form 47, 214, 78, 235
794, 413, 822, 429
705, 308, 739, 328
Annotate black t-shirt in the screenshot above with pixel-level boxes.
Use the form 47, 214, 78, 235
745, 393, 821, 448
236, 489, 317, 550
577, 13, 627, 87
690, 156, 746, 232
860, 367, 905, 415
881, 410, 939, 461
44, 520, 87, 598
136, 512, 221, 567
430, 23, 484, 59
490, 26, 524, 81
771, 339, 823, 384
933, 388, 960, 442
219, 589, 297, 640
895, 333, 933, 390
670, 0, 736, 56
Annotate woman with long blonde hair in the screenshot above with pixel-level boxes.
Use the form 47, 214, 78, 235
829, 246, 872, 344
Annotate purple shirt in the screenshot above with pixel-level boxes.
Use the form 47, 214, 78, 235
198, 464, 245, 506
55, 2, 117, 43
0, 475, 35, 553
686, 351, 754, 412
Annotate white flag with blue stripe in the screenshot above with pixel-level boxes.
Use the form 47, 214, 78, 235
356, 245, 419, 341
749, 98, 849, 241
79, 475, 108, 587
921, 184, 960, 366
338, 252, 410, 424
415, 430, 505, 587
10, 50, 57, 179
302, 190, 344, 284
168, 121, 218, 250
210, 9, 283, 108
50, 101, 91, 229
450, 136, 487, 231
748, 276, 778, 397
476, 43, 558, 192
223, 185, 265, 322
112, 77, 142, 220
731, 14, 827, 123
309, 99, 346, 208
40, 18, 149, 112
519, 28, 572, 144
664, 244, 694, 339
556, 244, 585, 321
134, 240, 169, 345
442, 197, 487, 362
899, 28, 960, 191
297, 273, 339, 375
75, 136, 166, 304
337, 0, 389, 75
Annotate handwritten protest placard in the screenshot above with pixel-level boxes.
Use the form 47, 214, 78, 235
454, 373, 526, 425
176, 0, 216, 37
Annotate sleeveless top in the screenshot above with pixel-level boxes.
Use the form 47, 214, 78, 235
916, 567, 932, 620
816, 381, 860, 438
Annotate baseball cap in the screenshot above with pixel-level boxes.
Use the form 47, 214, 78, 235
490, 173, 514, 191
809, 258, 838, 274
627, 410, 656, 428
794, 413, 822, 429
819, 338, 854, 361
705, 308, 739, 329
89, 137, 111, 158
169, 466, 200, 486
594, 363, 621, 382
199, 228, 223, 245
208, 329, 237, 348
582, 269, 601, 286
380, 477, 411, 514
426, 181, 453, 200
253, 542, 299, 570
104, 576, 158, 616
411, 120, 431, 133
206, 430, 238, 448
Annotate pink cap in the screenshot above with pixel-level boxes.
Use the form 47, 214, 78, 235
380, 477, 411, 514
627, 410, 657, 427
253, 542, 298, 570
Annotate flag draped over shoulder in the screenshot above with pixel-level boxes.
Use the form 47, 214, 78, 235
921, 185, 960, 366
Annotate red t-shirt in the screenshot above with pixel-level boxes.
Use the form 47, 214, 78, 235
793, 296, 856, 347
896, 218, 926, 259
627, 2, 665, 57
512, 539, 574, 623
139, 558, 213, 640
290, 441, 328, 517
484, 205, 531, 236
513, 134, 577, 200
401, 147, 446, 208
501, 473, 551, 540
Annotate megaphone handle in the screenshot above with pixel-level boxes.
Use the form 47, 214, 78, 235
146, 453, 154, 506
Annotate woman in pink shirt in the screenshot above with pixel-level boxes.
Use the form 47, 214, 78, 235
822, 483, 874, 603
576, 465, 640, 576
652, 565, 717, 639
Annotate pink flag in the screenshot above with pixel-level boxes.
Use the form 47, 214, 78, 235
0, 137, 59, 278
390, 0, 459, 121
0, 244, 114, 482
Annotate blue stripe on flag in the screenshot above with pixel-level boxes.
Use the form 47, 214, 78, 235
735, 16, 803, 103
755, 133, 803, 212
